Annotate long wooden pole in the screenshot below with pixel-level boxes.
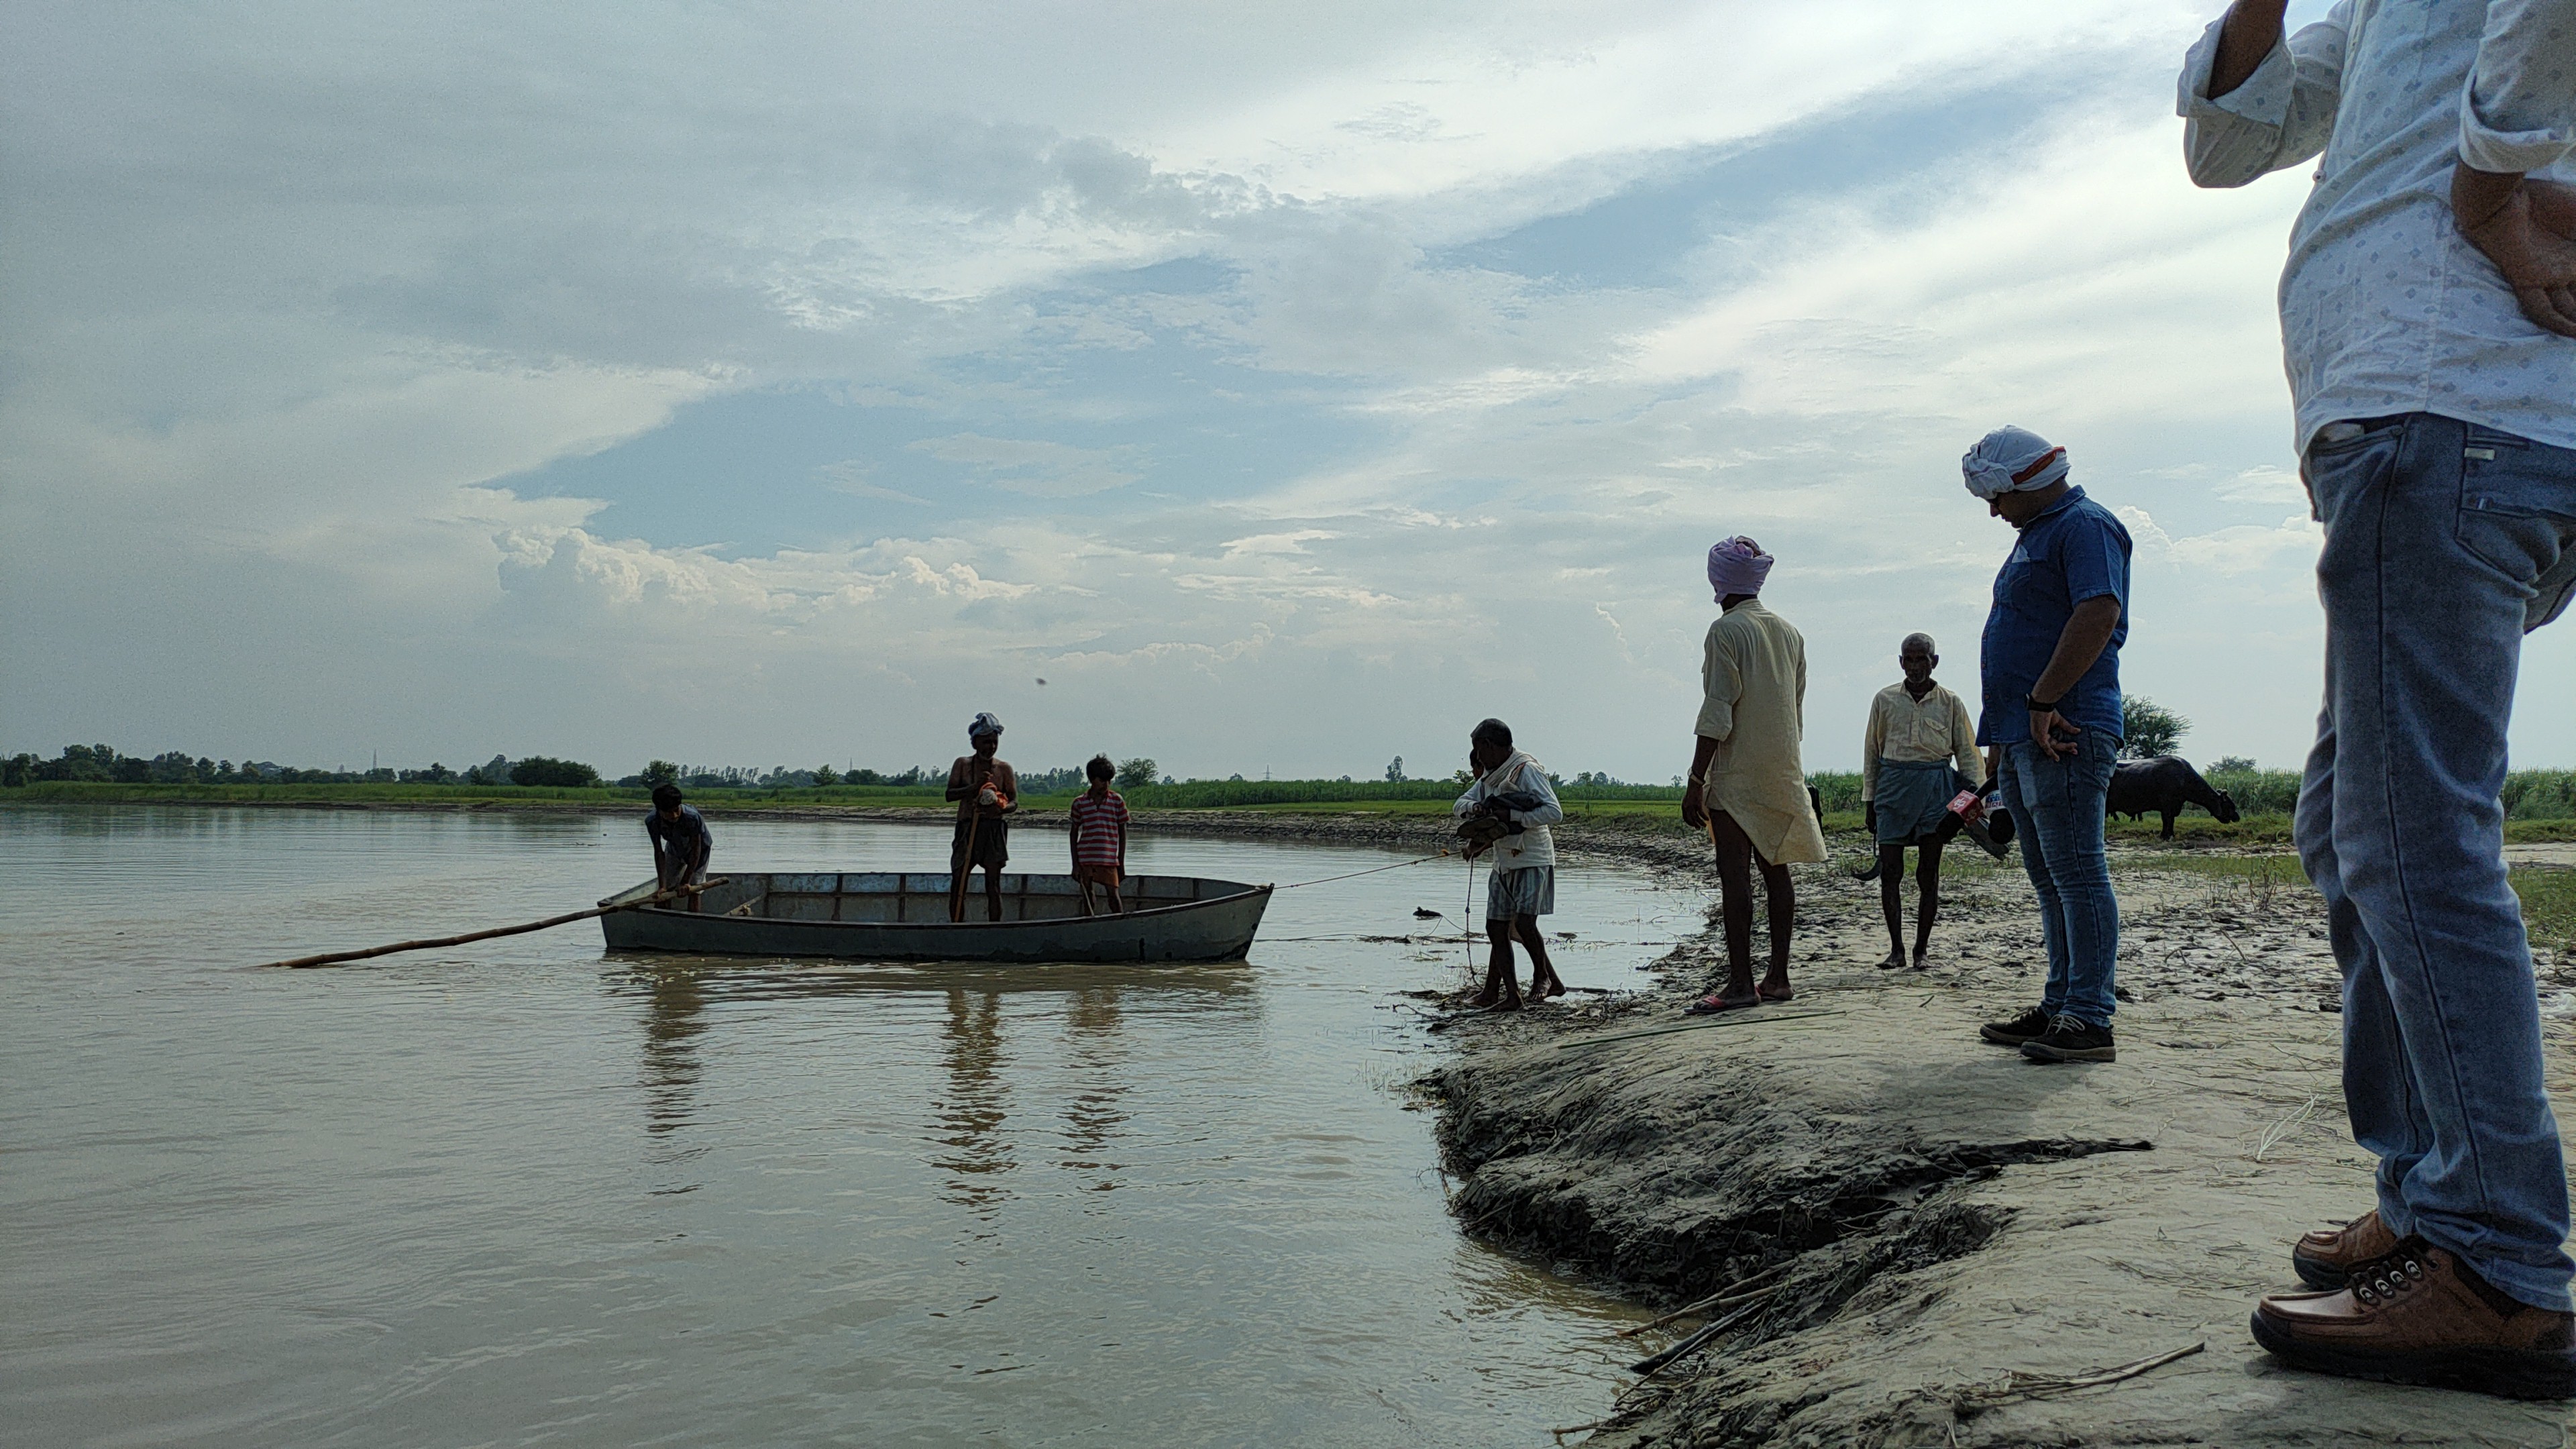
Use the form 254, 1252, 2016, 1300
256, 877, 731, 970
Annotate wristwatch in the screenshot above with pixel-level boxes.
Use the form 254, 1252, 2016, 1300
2024, 694, 2061, 712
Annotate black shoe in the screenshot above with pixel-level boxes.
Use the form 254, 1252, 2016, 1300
2021, 1014, 2116, 1063
1980, 1006, 2051, 1046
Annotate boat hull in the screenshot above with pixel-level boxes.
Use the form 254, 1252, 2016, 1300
598, 871, 1271, 963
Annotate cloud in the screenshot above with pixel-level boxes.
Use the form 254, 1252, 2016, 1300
7, 0, 2573, 777
908, 433, 1145, 496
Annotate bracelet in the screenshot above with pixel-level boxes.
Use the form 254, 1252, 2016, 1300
2025, 694, 2061, 712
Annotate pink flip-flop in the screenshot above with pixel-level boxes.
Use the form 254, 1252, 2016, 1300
1684, 992, 1761, 1016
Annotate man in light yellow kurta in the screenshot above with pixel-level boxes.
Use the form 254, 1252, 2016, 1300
1681, 536, 1825, 1014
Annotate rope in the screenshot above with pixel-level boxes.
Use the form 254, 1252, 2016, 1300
1274, 851, 1449, 890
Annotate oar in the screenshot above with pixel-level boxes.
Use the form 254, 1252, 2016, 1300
255, 878, 730, 970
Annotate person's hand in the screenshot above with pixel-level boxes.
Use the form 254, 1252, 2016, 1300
2455, 167, 2576, 338
2029, 708, 2077, 760
1680, 786, 1707, 831
1863, 802, 1877, 834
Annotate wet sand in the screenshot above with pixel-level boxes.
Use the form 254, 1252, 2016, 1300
1420, 826, 2576, 1446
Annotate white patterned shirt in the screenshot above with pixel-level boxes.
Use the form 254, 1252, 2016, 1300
2178, 0, 2576, 454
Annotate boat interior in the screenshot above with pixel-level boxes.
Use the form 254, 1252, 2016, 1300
615, 872, 1265, 925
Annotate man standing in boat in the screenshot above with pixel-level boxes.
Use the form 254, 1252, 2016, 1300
646, 783, 714, 909
946, 712, 1019, 922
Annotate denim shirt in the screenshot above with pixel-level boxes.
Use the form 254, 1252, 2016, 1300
1978, 486, 2131, 746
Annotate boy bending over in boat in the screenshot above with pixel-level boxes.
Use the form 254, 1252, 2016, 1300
647, 783, 714, 908
1453, 718, 1566, 1010
1067, 753, 1130, 915
945, 712, 1018, 922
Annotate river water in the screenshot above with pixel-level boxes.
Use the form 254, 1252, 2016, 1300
1, 807, 1709, 1448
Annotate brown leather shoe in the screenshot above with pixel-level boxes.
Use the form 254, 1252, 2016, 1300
2292, 1208, 2399, 1290
2251, 1238, 2576, 1400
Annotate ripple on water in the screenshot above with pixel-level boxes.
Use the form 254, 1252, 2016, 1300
0, 807, 1693, 1447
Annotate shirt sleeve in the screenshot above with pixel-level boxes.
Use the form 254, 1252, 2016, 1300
2058, 513, 2132, 612
1452, 774, 1485, 817
1516, 765, 1565, 828
1860, 693, 1886, 802
1950, 694, 1983, 786
1694, 622, 1739, 742
2461, 0, 2576, 174
2178, 2, 2349, 187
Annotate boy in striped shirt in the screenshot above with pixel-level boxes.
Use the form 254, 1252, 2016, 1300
1068, 754, 1129, 914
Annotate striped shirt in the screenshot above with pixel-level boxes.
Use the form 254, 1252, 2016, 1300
1069, 790, 1128, 869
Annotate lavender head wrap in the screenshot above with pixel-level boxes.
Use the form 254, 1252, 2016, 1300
1707, 536, 1774, 601
1962, 425, 2069, 500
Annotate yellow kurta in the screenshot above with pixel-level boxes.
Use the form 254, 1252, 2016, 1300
1695, 600, 1827, 865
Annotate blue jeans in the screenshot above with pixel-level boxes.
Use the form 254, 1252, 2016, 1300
2001, 727, 2120, 1029
2298, 412, 2576, 1312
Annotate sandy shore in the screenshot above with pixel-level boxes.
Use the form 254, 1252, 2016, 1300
1417, 826, 2576, 1446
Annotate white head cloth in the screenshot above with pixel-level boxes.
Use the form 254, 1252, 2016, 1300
968, 711, 1004, 739
1962, 426, 2069, 500
1707, 536, 1774, 601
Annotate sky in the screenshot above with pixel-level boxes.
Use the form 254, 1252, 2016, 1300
4, 0, 2567, 783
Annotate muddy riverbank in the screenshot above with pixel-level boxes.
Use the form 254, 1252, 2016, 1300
1421, 839, 2576, 1445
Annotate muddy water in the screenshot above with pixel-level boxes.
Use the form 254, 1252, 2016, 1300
0, 807, 1706, 1448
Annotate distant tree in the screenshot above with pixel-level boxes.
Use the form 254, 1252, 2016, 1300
1385, 755, 1405, 782
849, 767, 885, 786
1453, 767, 1476, 786
511, 757, 602, 788
1116, 757, 1159, 790
2, 753, 34, 787
1228, 773, 1244, 782
2121, 697, 2191, 759
464, 754, 513, 786
147, 751, 200, 784
2210, 755, 2255, 773
813, 764, 840, 787
640, 759, 680, 788
111, 757, 151, 783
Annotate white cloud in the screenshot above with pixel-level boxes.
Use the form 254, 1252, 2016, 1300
7, 0, 2573, 777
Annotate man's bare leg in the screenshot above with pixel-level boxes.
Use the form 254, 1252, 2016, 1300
1912, 840, 1944, 969
1876, 843, 1909, 969
982, 865, 1005, 922
1707, 811, 1762, 1008
1476, 926, 1523, 1010
1757, 854, 1795, 1000
1516, 914, 1565, 998
1104, 881, 1125, 914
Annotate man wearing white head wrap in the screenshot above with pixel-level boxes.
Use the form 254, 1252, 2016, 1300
2180, 0, 2576, 1383
945, 712, 1018, 921
1961, 427, 2131, 1072
1679, 537, 1826, 1014
1961, 425, 2071, 500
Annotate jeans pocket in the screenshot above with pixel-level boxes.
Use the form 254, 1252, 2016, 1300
2304, 428, 2403, 528
2455, 448, 2576, 620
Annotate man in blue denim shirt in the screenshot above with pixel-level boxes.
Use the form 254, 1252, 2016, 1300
1962, 426, 2131, 1067
2182, 0, 2576, 1398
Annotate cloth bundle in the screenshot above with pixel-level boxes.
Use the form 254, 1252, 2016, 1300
1962, 425, 2069, 499
1706, 536, 1774, 601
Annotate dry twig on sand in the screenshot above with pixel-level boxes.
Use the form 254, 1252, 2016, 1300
1614, 1263, 1793, 1338
1950, 1340, 2205, 1418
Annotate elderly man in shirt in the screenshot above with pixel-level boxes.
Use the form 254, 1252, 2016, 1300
1680, 537, 1827, 1014
1860, 633, 1991, 972
2180, 0, 2576, 1397
1964, 429, 2132, 1067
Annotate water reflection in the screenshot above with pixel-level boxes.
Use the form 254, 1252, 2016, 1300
934, 990, 1015, 1222
1059, 987, 1129, 1192
637, 966, 707, 1138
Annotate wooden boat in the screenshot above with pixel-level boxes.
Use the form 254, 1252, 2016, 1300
597, 871, 1273, 963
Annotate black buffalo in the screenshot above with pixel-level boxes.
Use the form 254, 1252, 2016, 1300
2107, 756, 2241, 839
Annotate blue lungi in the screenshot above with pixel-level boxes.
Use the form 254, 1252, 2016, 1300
1874, 759, 1965, 846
